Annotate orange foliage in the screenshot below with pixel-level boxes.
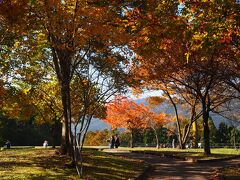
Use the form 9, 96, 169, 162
103, 97, 168, 131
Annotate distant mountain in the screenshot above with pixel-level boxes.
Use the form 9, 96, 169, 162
88, 118, 110, 131
87, 98, 240, 131
135, 98, 240, 128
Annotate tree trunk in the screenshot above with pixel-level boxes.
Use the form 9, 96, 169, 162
152, 127, 160, 148
232, 128, 236, 149
130, 130, 134, 148
60, 83, 70, 155
51, 118, 57, 148
51, 47, 72, 155
182, 123, 189, 148
164, 89, 184, 149
192, 121, 198, 148
202, 101, 211, 155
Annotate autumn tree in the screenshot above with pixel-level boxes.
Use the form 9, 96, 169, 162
146, 90, 203, 149
0, 5, 23, 110
140, 105, 168, 148
104, 98, 143, 148
0, 2, 62, 146
125, 0, 240, 155
28, 80, 63, 148
0, 0, 132, 163
103, 97, 167, 148
174, 0, 239, 154
70, 66, 130, 176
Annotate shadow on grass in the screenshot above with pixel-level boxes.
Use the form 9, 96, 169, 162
0, 148, 145, 180
0, 149, 78, 179
0, 161, 32, 167
82, 150, 144, 180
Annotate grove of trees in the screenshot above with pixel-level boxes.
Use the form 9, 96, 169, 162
0, 0, 239, 177
84, 121, 240, 149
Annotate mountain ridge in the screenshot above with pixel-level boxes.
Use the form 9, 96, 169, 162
88, 98, 240, 131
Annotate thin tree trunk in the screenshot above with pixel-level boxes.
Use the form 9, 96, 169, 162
164, 89, 183, 149
51, 118, 57, 148
152, 127, 160, 148
233, 128, 236, 149
181, 124, 190, 149
130, 130, 134, 148
66, 85, 75, 164
192, 121, 198, 148
202, 100, 211, 155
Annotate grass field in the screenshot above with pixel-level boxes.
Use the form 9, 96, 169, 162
86, 146, 240, 177
121, 147, 240, 160
0, 147, 146, 179
85, 146, 240, 160
0, 146, 239, 179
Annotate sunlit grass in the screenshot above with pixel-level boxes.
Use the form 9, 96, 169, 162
82, 149, 146, 179
0, 148, 78, 179
85, 146, 239, 160
0, 147, 146, 179
120, 147, 240, 160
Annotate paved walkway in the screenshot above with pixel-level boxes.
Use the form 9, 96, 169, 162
104, 149, 240, 180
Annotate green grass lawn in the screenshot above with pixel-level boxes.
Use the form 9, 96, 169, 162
1, 147, 238, 179
0, 147, 146, 179
86, 146, 240, 177
123, 147, 240, 160
85, 146, 239, 160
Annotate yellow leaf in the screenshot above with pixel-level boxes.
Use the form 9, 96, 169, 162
185, 52, 190, 63
14, 41, 20, 48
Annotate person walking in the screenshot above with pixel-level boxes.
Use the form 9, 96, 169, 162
109, 136, 115, 149
114, 134, 120, 148
5, 140, 11, 149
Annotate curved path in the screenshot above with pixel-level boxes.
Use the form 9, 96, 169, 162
104, 150, 240, 180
